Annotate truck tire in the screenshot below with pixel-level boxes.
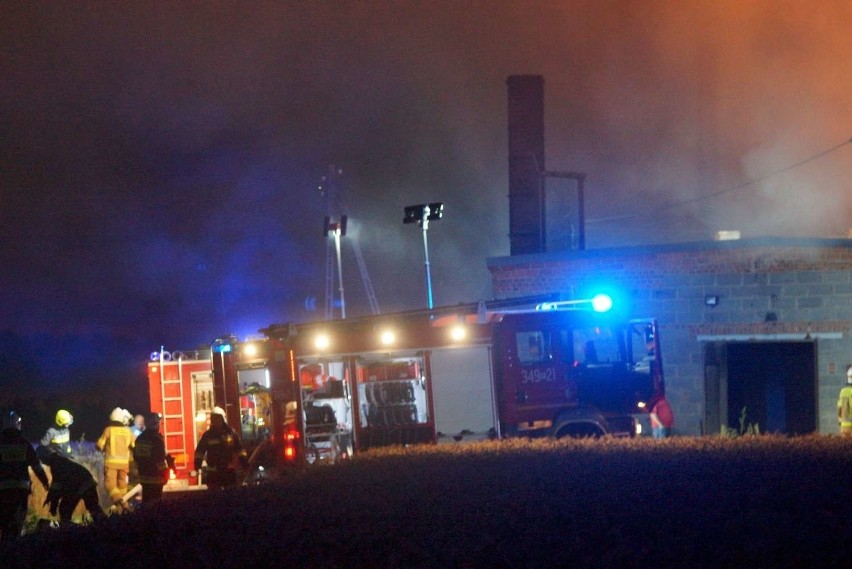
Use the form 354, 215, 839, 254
555, 422, 605, 439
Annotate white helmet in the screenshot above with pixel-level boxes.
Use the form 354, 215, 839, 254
211, 407, 227, 421
109, 407, 127, 423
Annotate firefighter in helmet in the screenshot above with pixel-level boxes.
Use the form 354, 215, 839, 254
1, 411, 50, 542
96, 407, 135, 511
132, 413, 170, 503
40, 409, 74, 458
194, 407, 249, 490
837, 366, 852, 436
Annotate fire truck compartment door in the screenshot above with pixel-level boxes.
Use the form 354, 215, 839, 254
429, 346, 496, 438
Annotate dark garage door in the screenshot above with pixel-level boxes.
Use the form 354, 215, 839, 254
726, 342, 816, 435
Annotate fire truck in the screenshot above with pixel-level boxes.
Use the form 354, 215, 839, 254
146, 345, 274, 487
148, 293, 664, 478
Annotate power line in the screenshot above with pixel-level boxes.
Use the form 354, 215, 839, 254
589, 136, 852, 224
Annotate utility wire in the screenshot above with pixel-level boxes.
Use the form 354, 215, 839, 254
589, 136, 852, 224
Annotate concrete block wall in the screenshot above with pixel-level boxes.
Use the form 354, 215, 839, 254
487, 237, 852, 435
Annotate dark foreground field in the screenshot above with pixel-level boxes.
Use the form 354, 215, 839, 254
5, 436, 852, 568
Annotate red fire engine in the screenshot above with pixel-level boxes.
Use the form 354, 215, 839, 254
148, 293, 664, 478
146, 345, 274, 487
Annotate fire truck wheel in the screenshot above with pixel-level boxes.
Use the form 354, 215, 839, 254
382, 407, 396, 427
556, 423, 604, 439
367, 403, 380, 427
366, 382, 378, 405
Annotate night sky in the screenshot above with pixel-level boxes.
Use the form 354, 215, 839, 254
1, 2, 850, 406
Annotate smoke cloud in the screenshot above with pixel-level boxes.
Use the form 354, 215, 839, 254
0, 1, 849, 386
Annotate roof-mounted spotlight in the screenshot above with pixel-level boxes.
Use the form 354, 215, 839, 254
403, 203, 443, 225
403, 203, 444, 310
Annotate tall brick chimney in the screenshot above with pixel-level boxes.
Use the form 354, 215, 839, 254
507, 75, 545, 255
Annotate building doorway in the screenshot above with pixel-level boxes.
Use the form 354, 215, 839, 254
724, 342, 816, 435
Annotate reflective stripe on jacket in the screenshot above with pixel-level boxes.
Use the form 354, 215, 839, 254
97, 423, 135, 469
40, 427, 72, 456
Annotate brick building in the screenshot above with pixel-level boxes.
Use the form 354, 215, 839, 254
498, 74, 851, 435
487, 237, 852, 435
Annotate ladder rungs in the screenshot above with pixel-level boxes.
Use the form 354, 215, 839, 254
159, 367, 188, 464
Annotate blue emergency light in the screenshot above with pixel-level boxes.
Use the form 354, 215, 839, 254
536, 292, 615, 313
212, 343, 232, 353
591, 293, 613, 313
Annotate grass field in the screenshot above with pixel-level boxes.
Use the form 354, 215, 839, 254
5, 435, 852, 568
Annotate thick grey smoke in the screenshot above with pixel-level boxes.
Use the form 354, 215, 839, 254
0, 0, 849, 351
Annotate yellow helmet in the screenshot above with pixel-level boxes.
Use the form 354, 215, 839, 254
55, 409, 74, 427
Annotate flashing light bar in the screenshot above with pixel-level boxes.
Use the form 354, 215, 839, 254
536, 293, 614, 313
212, 343, 232, 353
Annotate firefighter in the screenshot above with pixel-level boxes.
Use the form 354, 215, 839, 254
193, 407, 249, 490
96, 407, 135, 511
1, 411, 50, 542
40, 409, 74, 458
37, 446, 106, 526
132, 413, 169, 503
128, 413, 146, 489
837, 366, 852, 436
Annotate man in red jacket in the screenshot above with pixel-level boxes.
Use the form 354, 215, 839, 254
650, 394, 674, 439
